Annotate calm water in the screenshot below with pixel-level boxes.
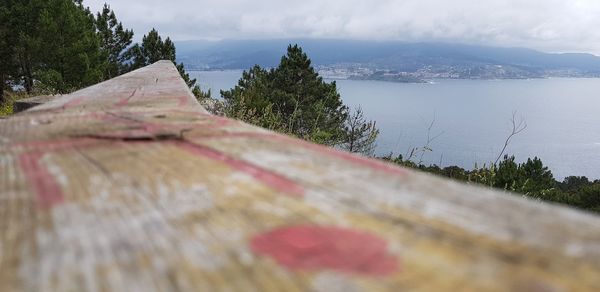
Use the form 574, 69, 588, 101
191, 70, 600, 179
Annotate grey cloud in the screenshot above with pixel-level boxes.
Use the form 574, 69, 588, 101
85, 0, 600, 54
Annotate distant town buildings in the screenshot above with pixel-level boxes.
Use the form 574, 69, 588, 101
316, 63, 596, 82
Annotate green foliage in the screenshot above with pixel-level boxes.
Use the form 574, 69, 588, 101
36, 0, 104, 93
2, 0, 104, 94
272, 45, 348, 144
0, 96, 16, 117
35, 69, 64, 94
381, 153, 599, 213
559, 176, 591, 192
222, 65, 270, 112
221, 65, 285, 127
493, 155, 519, 190
467, 164, 496, 187
519, 157, 555, 196
222, 45, 349, 146
555, 176, 600, 212
578, 184, 600, 213
0, 2, 15, 102
1, 1, 210, 105
491, 155, 555, 196
379, 154, 418, 168
126, 29, 175, 70
0, 91, 31, 116
4, 0, 45, 93
340, 106, 379, 156
223, 95, 287, 132
441, 165, 470, 181
94, 3, 133, 79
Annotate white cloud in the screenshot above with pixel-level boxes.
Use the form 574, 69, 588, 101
84, 0, 600, 54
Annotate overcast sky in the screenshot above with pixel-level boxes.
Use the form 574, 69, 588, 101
85, 0, 600, 54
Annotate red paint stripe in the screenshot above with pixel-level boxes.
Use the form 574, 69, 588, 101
198, 132, 407, 176
172, 141, 304, 197
13, 137, 105, 208
251, 225, 399, 276
18, 152, 64, 208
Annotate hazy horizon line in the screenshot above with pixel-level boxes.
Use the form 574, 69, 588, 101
172, 38, 599, 56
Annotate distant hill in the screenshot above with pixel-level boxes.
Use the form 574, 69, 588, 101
175, 39, 600, 78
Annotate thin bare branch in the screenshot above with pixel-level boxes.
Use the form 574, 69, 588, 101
494, 111, 527, 165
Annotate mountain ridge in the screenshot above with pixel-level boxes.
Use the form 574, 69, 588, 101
175, 39, 600, 79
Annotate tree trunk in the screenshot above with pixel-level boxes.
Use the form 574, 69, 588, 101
23, 67, 33, 94
18, 53, 33, 94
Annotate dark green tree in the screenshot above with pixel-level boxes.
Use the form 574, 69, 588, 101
35, 0, 104, 93
559, 176, 590, 193
578, 184, 600, 212
494, 155, 521, 191
441, 165, 469, 181
4, 0, 104, 94
519, 157, 555, 195
271, 45, 348, 144
223, 45, 348, 145
0, 2, 15, 101
492, 155, 555, 195
126, 29, 175, 69
7, 0, 46, 93
94, 3, 133, 79
221, 65, 273, 117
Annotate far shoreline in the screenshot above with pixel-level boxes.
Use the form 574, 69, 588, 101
188, 69, 600, 84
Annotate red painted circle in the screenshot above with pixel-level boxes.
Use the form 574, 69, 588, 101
250, 225, 398, 276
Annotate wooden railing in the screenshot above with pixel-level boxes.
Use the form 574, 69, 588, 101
1, 61, 599, 291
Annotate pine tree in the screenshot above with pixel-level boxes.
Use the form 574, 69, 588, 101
34, 0, 104, 93
494, 155, 521, 191
5, 0, 104, 94
271, 45, 348, 144
222, 45, 349, 145
126, 29, 175, 69
8, 0, 46, 93
519, 157, 555, 195
94, 3, 133, 79
0, 2, 15, 101
222, 65, 272, 115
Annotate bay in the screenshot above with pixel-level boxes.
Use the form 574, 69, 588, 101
190, 70, 600, 179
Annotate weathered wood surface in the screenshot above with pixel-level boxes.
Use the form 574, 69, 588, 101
1, 61, 599, 292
